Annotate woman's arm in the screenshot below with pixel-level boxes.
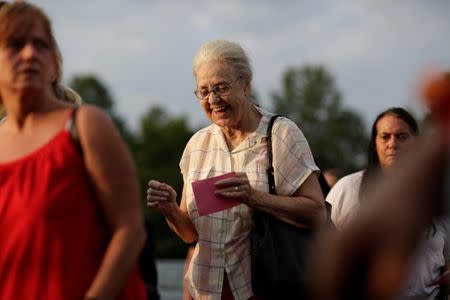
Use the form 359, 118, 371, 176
258, 117, 325, 228
76, 105, 147, 300
216, 171, 326, 229
251, 172, 326, 228
166, 186, 198, 243
147, 181, 198, 243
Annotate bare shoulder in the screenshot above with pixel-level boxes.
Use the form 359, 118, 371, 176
76, 105, 118, 137
73, 104, 126, 157
76, 104, 112, 125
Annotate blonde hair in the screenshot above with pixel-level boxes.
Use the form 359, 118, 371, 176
53, 44, 82, 104
192, 40, 252, 85
0, 1, 81, 110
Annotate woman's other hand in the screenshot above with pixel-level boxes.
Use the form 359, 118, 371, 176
148, 182, 198, 243
214, 172, 256, 206
147, 180, 178, 216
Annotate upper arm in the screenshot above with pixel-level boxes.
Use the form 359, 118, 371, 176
180, 184, 188, 213
325, 174, 362, 229
272, 118, 320, 196
179, 139, 192, 214
291, 171, 324, 206
76, 105, 143, 229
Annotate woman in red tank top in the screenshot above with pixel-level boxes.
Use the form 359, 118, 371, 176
0, 2, 148, 300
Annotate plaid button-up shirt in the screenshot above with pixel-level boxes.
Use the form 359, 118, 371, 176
180, 106, 319, 300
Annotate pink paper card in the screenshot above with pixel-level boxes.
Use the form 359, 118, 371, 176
192, 172, 240, 216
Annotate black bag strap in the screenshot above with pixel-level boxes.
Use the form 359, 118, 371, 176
264, 114, 335, 231
65, 106, 83, 156
266, 115, 280, 195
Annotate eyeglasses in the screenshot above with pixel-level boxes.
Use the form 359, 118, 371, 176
194, 79, 240, 101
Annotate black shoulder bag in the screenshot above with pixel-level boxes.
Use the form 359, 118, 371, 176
250, 115, 315, 299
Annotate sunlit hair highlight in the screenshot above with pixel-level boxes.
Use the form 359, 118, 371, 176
192, 40, 253, 86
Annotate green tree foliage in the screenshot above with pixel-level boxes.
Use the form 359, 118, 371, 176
68, 74, 135, 146
134, 106, 194, 258
70, 74, 113, 111
272, 65, 368, 172
69, 73, 193, 258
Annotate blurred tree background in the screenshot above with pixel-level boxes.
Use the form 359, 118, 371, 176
69, 64, 368, 258
272, 65, 368, 172
133, 106, 194, 257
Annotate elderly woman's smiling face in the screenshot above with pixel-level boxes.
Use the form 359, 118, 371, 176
195, 60, 249, 129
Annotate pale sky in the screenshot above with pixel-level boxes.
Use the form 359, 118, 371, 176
36, 0, 450, 131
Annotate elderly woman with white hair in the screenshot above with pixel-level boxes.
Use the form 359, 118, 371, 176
147, 39, 326, 300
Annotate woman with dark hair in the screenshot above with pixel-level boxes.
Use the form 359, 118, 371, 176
326, 107, 450, 299
326, 107, 419, 228
359, 107, 419, 201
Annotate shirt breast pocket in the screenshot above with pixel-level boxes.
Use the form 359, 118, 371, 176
248, 155, 270, 194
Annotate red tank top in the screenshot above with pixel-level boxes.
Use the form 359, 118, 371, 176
0, 112, 147, 299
